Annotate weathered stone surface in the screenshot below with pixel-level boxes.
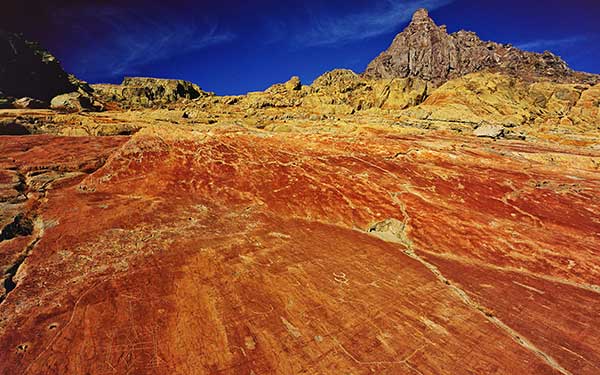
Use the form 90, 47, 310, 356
3, 68, 599, 144
50, 92, 95, 113
92, 77, 211, 109
183, 69, 430, 123
0, 126, 598, 374
473, 123, 504, 138
398, 72, 600, 139
0, 30, 75, 101
1, 13, 599, 374
364, 9, 599, 86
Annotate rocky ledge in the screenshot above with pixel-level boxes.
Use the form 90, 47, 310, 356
92, 77, 212, 109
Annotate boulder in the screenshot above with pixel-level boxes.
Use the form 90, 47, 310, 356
285, 76, 302, 91
13, 97, 47, 109
50, 92, 94, 112
266, 76, 303, 95
473, 123, 505, 138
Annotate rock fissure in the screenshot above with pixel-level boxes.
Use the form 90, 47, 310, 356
419, 250, 600, 294
0, 213, 34, 242
0, 237, 40, 304
367, 215, 573, 375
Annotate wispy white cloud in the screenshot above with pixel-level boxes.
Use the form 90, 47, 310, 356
55, 5, 235, 80
296, 0, 454, 47
516, 35, 589, 52
103, 25, 234, 76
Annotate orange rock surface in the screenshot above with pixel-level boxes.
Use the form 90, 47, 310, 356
0, 127, 599, 374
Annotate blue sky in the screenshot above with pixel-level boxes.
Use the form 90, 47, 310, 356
3, 0, 599, 94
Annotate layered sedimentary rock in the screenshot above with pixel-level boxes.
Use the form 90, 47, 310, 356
0, 126, 599, 374
2, 67, 599, 143
184, 70, 430, 124
364, 9, 598, 86
0, 30, 76, 102
399, 72, 600, 133
92, 77, 211, 109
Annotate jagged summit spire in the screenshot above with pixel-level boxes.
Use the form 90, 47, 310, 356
411, 8, 431, 23
408, 8, 437, 29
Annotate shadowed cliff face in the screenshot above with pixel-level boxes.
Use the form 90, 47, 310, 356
364, 9, 598, 86
0, 127, 599, 374
0, 30, 76, 102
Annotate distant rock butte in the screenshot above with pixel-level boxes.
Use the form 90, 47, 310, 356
91, 77, 211, 109
364, 8, 599, 85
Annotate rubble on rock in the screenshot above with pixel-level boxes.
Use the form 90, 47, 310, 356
50, 92, 100, 113
12, 98, 47, 110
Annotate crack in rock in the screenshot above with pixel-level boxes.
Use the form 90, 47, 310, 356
0, 213, 33, 242
367, 217, 573, 375
0, 237, 40, 304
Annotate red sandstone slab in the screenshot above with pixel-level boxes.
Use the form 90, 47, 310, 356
0, 131, 598, 374
422, 252, 600, 375
0, 211, 562, 374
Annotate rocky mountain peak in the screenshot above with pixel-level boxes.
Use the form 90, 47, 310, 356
364, 9, 598, 86
410, 8, 434, 25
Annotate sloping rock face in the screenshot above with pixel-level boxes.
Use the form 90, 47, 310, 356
0, 30, 75, 102
306, 69, 429, 112
399, 72, 600, 138
92, 77, 211, 109
364, 9, 598, 86
0, 126, 599, 374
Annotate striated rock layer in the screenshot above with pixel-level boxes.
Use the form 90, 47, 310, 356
0, 126, 599, 374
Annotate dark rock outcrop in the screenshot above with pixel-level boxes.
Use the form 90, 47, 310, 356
0, 30, 75, 101
0, 93, 13, 109
364, 8, 599, 86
